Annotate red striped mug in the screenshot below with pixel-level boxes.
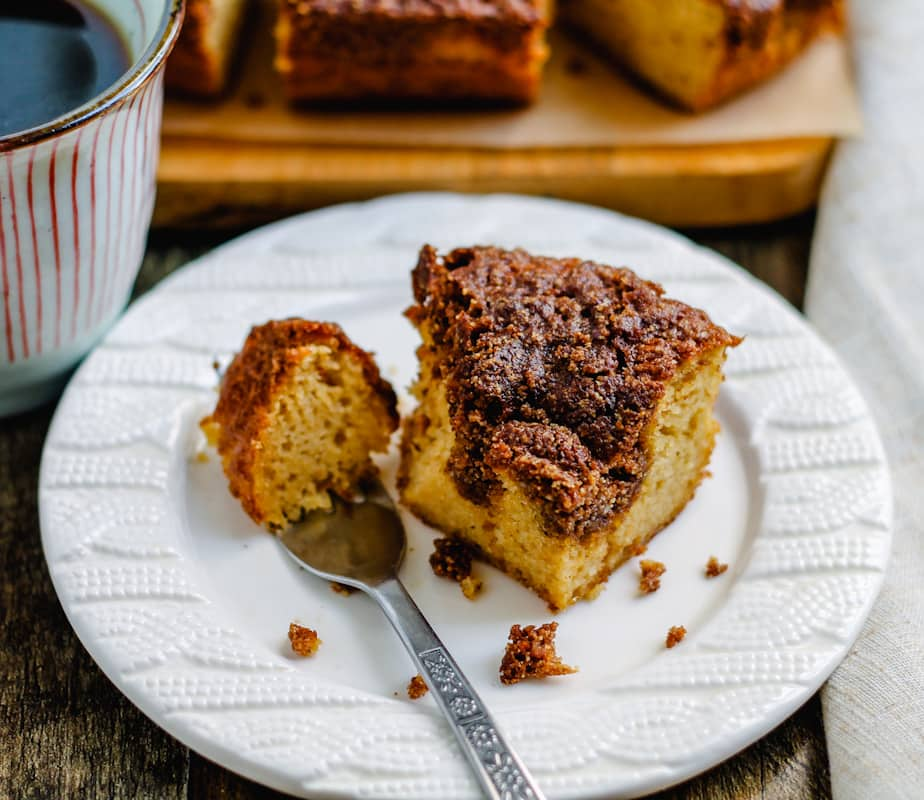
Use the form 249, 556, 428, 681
0, 0, 184, 416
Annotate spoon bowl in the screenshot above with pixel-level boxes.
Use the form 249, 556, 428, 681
277, 486, 546, 800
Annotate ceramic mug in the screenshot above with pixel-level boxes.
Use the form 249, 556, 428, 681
0, 0, 184, 417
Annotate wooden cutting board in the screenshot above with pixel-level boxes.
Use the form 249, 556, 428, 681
155, 2, 844, 229
155, 137, 832, 229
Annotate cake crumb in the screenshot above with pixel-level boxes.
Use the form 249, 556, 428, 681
630, 541, 648, 557
407, 674, 429, 699
288, 623, 321, 657
195, 451, 209, 464
639, 560, 666, 594
460, 575, 483, 600
430, 537, 483, 600
499, 622, 577, 685
330, 581, 356, 596
705, 556, 728, 578
666, 625, 687, 648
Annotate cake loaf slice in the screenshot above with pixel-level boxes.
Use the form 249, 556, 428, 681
560, 0, 844, 111
398, 246, 740, 610
166, 0, 250, 97
275, 0, 550, 105
203, 319, 398, 531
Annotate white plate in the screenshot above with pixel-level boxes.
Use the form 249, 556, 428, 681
39, 194, 891, 800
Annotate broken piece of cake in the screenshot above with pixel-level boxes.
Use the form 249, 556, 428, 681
560, 0, 844, 111
499, 622, 576, 685
202, 319, 398, 531
274, 0, 551, 105
166, 0, 250, 97
398, 245, 740, 611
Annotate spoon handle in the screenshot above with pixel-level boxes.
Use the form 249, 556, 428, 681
373, 577, 547, 800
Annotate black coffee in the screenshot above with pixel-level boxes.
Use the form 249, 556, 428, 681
0, 1, 131, 138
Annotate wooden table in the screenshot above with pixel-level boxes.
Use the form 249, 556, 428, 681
0, 215, 831, 800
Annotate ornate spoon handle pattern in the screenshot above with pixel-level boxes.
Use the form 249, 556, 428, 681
374, 578, 546, 800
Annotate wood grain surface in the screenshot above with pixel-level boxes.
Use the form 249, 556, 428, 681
0, 217, 829, 800
154, 138, 833, 230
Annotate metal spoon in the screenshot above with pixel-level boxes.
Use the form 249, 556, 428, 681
278, 488, 547, 800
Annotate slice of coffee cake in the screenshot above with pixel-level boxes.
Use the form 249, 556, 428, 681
274, 0, 550, 105
203, 319, 398, 531
398, 246, 740, 610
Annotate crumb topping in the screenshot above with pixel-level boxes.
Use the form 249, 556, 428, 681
288, 622, 321, 657
430, 537, 475, 581
282, 0, 543, 25
666, 625, 687, 648
407, 674, 429, 699
408, 246, 740, 539
705, 556, 728, 578
638, 559, 666, 594
499, 622, 577, 685
430, 537, 484, 600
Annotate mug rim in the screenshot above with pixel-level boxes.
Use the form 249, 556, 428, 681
0, 0, 185, 152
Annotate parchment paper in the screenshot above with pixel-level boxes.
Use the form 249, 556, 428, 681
163, 0, 861, 149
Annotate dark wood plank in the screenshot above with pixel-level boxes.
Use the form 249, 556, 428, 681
0, 215, 827, 800
0, 404, 188, 800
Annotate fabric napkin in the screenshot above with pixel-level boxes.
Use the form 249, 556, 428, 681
806, 1, 924, 797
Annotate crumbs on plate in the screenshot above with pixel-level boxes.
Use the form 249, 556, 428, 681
288, 622, 321, 657
499, 622, 577, 685
666, 625, 687, 649
638, 560, 666, 594
407, 674, 429, 699
705, 556, 729, 578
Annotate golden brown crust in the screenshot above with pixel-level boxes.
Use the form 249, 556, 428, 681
499, 622, 577, 684
289, 622, 321, 656
404, 246, 740, 539
204, 319, 398, 527
276, 0, 549, 104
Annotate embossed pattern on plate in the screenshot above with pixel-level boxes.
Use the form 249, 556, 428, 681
39, 194, 891, 800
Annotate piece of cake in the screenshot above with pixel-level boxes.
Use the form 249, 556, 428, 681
398, 246, 740, 611
559, 0, 844, 111
166, 0, 250, 96
202, 319, 398, 531
274, 0, 551, 105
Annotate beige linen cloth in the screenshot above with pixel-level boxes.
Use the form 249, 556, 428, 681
807, 1, 924, 797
